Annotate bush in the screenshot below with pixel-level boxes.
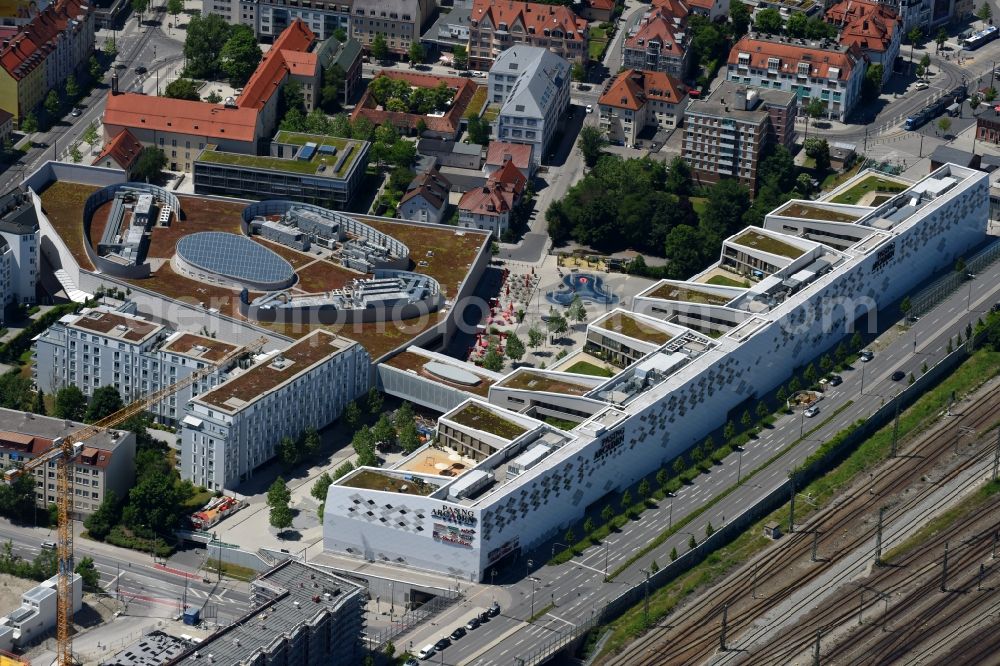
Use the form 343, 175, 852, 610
105, 525, 174, 557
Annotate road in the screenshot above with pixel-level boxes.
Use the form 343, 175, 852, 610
0, 3, 181, 195
395, 252, 1000, 665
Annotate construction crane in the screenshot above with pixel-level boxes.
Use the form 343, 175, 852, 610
5, 335, 268, 665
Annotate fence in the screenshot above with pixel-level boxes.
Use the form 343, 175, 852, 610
363, 591, 461, 651
517, 330, 983, 664
910, 239, 1000, 317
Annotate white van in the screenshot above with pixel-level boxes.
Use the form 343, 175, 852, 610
418, 644, 436, 660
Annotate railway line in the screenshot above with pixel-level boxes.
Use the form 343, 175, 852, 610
607, 375, 1000, 666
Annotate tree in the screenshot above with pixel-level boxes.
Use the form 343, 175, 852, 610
20, 112, 38, 133
565, 527, 575, 544
82, 121, 98, 146
567, 295, 587, 323
332, 460, 354, 480
31, 389, 46, 416
578, 126, 607, 168
367, 387, 383, 415
804, 364, 817, 385
353, 427, 378, 466
656, 468, 669, 491
302, 427, 321, 458
466, 114, 491, 145
863, 63, 884, 102
44, 90, 60, 116
373, 414, 396, 448
266, 477, 291, 509
916, 63, 926, 79
164, 78, 200, 100
620, 490, 632, 512
583, 516, 595, 535
688, 534, 698, 549
481, 344, 504, 372
270, 504, 294, 530
89, 54, 103, 81
320, 63, 346, 112
506, 333, 525, 361
408, 41, 425, 65
103, 37, 117, 56
183, 14, 233, 79
133, 147, 168, 182
937, 116, 952, 136
65, 74, 79, 100
83, 490, 119, 540
344, 400, 360, 428
776, 386, 788, 406
665, 156, 693, 196
908, 27, 923, 68
672, 457, 685, 477
75, 557, 100, 590
788, 376, 801, 393
546, 310, 569, 341
754, 8, 783, 34
670, 547, 678, 561
132, 0, 148, 23
985, 88, 997, 103
54, 386, 86, 421
601, 504, 614, 524
370, 34, 389, 62
935, 27, 947, 52
971, 94, 982, 114
69, 143, 83, 164
756, 400, 769, 421
740, 410, 752, 430
978, 2, 992, 26
168, 0, 183, 22
638, 478, 651, 502
664, 225, 706, 280
730, 0, 751, 37
398, 421, 421, 453
221, 25, 262, 86
723, 420, 736, 442
527, 325, 544, 348
785, 11, 808, 37
85, 385, 124, 423
123, 465, 181, 534
572, 62, 586, 82
453, 45, 468, 70
803, 138, 830, 172
205, 90, 223, 104
820, 355, 833, 373
705, 522, 715, 537
803, 97, 826, 140
312, 472, 333, 501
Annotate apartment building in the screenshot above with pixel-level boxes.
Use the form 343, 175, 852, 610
398, 166, 452, 225
826, 0, 900, 83
0, 0, 95, 125
458, 159, 526, 236
468, 0, 589, 71
206, 0, 352, 41
598, 69, 687, 146
489, 46, 571, 168
91, 128, 143, 177
180, 330, 370, 491
0, 409, 136, 519
0, 187, 39, 315
32, 305, 238, 425
350, 0, 435, 55
726, 35, 865, 122
683, 80, 796, 191
621, 1, 690, 76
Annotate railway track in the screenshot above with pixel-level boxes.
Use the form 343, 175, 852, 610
608, 380, 1000, 666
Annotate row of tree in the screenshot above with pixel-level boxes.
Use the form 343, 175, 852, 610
182, 15, 262, 85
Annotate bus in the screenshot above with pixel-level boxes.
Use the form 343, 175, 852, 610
963, 25, 998, 50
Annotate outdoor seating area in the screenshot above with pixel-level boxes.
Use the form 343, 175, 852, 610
397, 445, 477, 478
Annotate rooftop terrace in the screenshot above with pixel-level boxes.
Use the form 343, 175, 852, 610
645, 283, 735, 306
497, 370, 594, 396
197, 132, 366, 179
731, 230, 806, 259
340, 469, 440, 495
448, 403, 529, 440
827, 174, 909, 206
70, 309, 161, 343
161, 332, 239, 363
595, 312, 673, 344
775, 202, 862, 223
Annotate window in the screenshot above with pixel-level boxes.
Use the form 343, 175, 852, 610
767, 57, 780, 71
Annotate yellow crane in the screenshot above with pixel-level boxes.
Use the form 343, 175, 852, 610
6, 335, 268, 665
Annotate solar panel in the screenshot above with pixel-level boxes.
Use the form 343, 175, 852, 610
176, 232, 295, 289
298, 142, 317, 161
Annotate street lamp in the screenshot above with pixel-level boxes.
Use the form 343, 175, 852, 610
551, 542, 570, 559
603, 541, 610, 581
736, 447, 744, 484
526, 558, 533, 580
529, 576, 537, 621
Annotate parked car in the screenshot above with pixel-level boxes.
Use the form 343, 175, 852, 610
466, 617, 481, 630
586, 104, 593, 113
473, 71, 486, 78
891, 370, 906, 381
479, 611, 491, 623
70, 107, 81, 117
417, 645, 435, 660
404, 659, 420, 666
828, 374, 843, 386
450, 627, 467, 641
915, 80, 929, 90
134, 65, 147, 75
434, 637, 451, 651
41, 541, 56, 550
489, 601, 501, 616
859, 350, 874, 362
804, 405, 820, 418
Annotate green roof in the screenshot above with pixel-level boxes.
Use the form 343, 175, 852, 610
197, 132, 366, 179
732, 231, 806, 259
449, 403, 528, 440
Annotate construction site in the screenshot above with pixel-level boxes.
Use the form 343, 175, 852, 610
606, 366, 1000, 665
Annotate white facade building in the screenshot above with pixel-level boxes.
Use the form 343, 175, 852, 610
488, 46, 571, 168
0, 573, 82, 653
0, 188, 40, 317
325, 164, 989, 581
181, 330, 370, 491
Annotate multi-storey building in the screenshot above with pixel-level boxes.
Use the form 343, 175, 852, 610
181, 330, 370, 491
489, 46, 571, 168
0, 187, 39, 313
598, 69, 687, 146
207, 0, 352, 41
826, 0, 900, 83
458, 159, 526, 236
976, 106, 1000, 145
350, 0, 435, 55
32, 305, 238, 425
325, 163, 989, 581
0, 0, 94, 126
726, 35, 865, 122
398, 166, 452, 225
0, 408, 136, 519
683, 81, 796, 191
621, 1, 690, 76
468, 0, 589, 71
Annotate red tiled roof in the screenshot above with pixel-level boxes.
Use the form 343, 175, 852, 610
492, 159, 527, 190
238, 19, 315, 110
650, 0, 690, 20
686, 0, 714, 9
351, 70, 480, 136
587, 0, 615, 11
599, 69, 686, 110
624, 6, 688, 58
0, 431, 52, 456
0, 0, 90, 81
93, 128, 143, 170
104, 94, 260, 143
459, 160, 526, 216
485, 141, 532, 169
470, 0, 588, 41
826, 0, 899, 54
729, 36, 863, 80
401, 167, 452, 210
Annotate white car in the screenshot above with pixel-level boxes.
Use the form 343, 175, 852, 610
804, 405, 820, 418
417, 644, 436, 660
473, 71, 486, 78
914, 80, 929, 90
586, 104, 593, 114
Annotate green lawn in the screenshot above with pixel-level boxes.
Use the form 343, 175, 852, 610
589, 26, 609, 60
466, 85, 487, 118
829, 174, 908, 205
706, 275, 746, 287
483, 104, 500, 123
564, 360, 614, 377
200, 132, 361, 178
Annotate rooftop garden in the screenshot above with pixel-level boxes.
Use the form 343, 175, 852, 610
369, 75, 455, 114
776, 203, 861, 223
706, 274, 747, 287
466, 85, 487, 118
564, 360, 615, 377
449, 403, 528, 440
596, 312, 672, 345
647, 283, 735, 306
340, 469, 438, 496
731, 231, 806, 259
198, 133, 361, 178
500, 370, 592, 396
829, 175, 908, 205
